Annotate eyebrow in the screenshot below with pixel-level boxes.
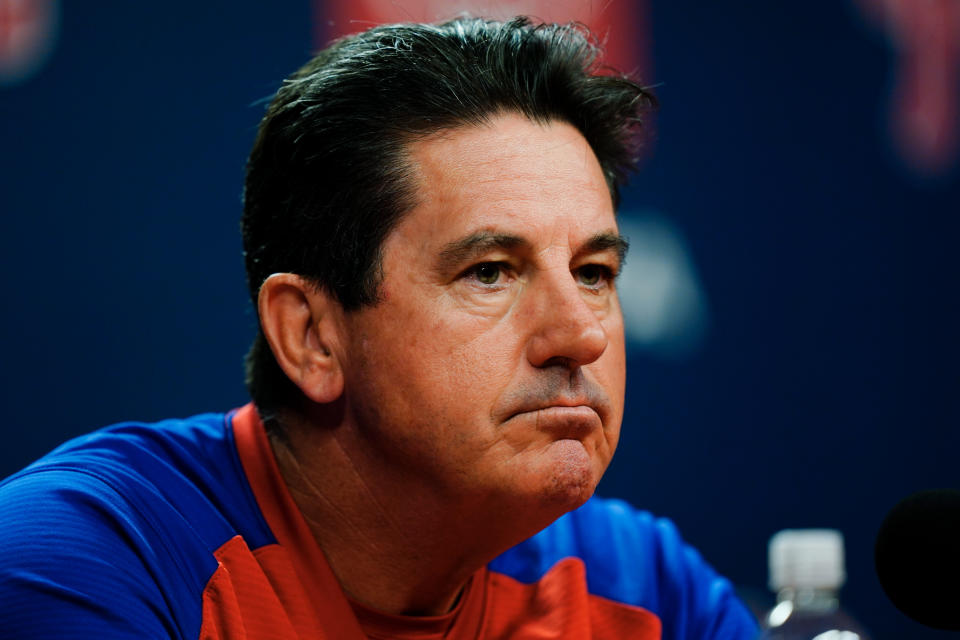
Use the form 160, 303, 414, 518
436, 229, 629, 273
580, 231, 630, 267
437, 231, 528, 273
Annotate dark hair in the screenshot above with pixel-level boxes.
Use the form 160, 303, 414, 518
241, 16, 656, 421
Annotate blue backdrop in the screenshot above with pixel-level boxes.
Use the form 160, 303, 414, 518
1, 2, 957, 638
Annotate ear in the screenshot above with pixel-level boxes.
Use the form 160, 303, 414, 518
257, 273, 344, 405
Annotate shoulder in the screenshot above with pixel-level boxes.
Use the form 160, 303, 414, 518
490, 496, 758, 640
5, 411, 269, 545
0, 411, 269, 637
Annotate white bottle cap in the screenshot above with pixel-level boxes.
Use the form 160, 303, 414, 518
769, 529, 846, 591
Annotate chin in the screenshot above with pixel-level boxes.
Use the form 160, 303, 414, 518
537, 439, 601, 513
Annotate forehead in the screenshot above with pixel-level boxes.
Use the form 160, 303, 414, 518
397, 112, 615, 246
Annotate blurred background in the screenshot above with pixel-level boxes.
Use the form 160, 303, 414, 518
1, 1, 957, 637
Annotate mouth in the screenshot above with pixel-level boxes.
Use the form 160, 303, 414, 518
508, 404, 602, 439
497, 370, 611, 437
505, 393, 604, 420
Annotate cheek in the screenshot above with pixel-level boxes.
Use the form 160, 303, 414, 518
359, 305, 519, 417
597, 320, 627, 446
430, 319, 519, 402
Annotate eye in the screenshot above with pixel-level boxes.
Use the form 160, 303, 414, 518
469, 262, 504, 285
576, 264, 612, 289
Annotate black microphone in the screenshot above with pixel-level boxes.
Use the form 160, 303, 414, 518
874, 488, 960, 631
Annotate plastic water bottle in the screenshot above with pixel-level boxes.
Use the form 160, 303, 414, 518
760, 529, 870, 640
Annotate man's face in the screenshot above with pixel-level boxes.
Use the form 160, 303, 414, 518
338, 112, 626, 520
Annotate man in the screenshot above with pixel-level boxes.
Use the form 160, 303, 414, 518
0, 17, 757, 639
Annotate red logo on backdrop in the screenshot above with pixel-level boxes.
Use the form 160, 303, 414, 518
313, 0, 650, 87
0, 0, 58, 86
853, 0, 960, 176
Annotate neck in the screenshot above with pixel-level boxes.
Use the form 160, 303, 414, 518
269, 410, 543, 616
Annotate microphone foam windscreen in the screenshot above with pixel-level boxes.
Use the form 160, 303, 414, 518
874, 488, 960, 631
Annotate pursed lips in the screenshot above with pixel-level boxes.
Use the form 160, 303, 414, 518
495, 371, 611, 435
507, 401, 603, 439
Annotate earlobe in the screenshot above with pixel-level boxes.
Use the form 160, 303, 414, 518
257, 274, 344, 405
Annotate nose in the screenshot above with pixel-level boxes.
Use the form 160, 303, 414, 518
524, 268, 609, 369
